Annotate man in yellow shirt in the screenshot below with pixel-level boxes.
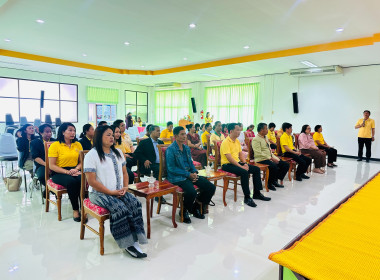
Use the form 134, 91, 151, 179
220, 123, 270, 208
355, 110, 375, 162
210, 121, 225, 155
201, 123, 212, 149
267, 122, 277, 150
160, 121, 174, 144
280, 122, 311, 182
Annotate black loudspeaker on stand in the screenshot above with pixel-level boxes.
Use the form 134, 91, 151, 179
40, 90, 45, 108
191, 97, 197, 113
292, 92, 299, 114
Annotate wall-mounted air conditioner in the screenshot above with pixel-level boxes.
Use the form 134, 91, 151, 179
289, 65, 343, 77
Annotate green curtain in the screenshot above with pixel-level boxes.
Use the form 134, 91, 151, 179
87, 86, 119, 104
205, 83, 259, 127
155, 89, 191, 126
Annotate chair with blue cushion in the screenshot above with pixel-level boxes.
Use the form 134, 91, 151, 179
0, 133, 19, 178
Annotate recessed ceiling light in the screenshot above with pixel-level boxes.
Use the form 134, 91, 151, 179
141, 65, 145, 68
336, 28, 344, 32
189, 23, 196, 28
82, 54, 87, 57
202, 73, 219, 78
4, 38, 11, 42
301, 60, 318, 67
243, 46, 250, 49
36, 19, 45, 24
124, 41, 130, 46
183, 57, 187, 60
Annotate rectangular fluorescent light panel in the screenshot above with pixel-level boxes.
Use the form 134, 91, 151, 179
301, 61, 318, 67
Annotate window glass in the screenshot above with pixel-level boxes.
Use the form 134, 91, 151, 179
137, 92, 147, 105
60, 101, 77, 122
137, 106, 148, 123
125, 91, 136, 104
20, 99, 40, 122
0, 78, 18, 97
41, 100, 60, 122
0, 98, 19, 122
19, 80, 59, 99
60, 84, 77, 101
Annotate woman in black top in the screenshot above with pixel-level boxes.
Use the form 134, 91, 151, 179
16, 124, 36, 172
79, 124, 94, 151
30, 124, 55, 187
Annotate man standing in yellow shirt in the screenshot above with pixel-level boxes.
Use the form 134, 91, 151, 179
355, 110, 375, 162
220, 123, 270, 208
160, 121, 174, 144
201, 123, 212, 149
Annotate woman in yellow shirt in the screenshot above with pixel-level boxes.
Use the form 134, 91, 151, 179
136, 117, 143, 127
267, 122, 277, 150
313, 125, 337, 167
205, 112, 213, 124
48, 122, 83, 222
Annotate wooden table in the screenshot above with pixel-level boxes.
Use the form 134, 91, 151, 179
128, 181, 178, 239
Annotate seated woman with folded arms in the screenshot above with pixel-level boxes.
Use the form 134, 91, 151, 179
298, 125, 326, 174
313, 125, 338, 168
187, 123, 207, 167
48, 122, 83, 222
84, 125, 147, 258
79, 124, 94, 151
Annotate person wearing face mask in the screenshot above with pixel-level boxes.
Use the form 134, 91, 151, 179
31, 124, 56, 193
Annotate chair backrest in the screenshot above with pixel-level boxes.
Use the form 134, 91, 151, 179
45, 114, 53, 125
157, 144, 170, 182
5, 114, 14, 126
44, 141, 56, 185
213, 140, 223, 171
80, 150, 90, 203
34, 119, 41, 127
19, 116, 28, 126
0, 133, 18, 157
5, 126, 17, 136
55, 117, 62, 127
294, 133, 300, 149
245, 137, 254, 161
206, 134, 211, 156
276, 136, 282, 156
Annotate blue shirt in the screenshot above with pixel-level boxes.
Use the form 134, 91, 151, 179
151, 137, 160, 163
166, 141, 197, 183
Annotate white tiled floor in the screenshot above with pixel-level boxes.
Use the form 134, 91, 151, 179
0, 158, 378, 280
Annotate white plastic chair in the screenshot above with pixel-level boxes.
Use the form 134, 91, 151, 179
0, 133, 19, 178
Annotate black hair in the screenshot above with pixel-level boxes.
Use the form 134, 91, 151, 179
145, 124, 152, 135
247, 124, 254, 130
205, 123, 212, 129
200, 124, 205, 130
113, 119, 124, 128
186, 123, 194, 130
149, 125, 159, 133
364, 110, 371, 115
167, 121, 173, 127
237, 122, 243, 128
195, 123, 200, 129
38, 124, 53, 136
80, 124, 93, 138
282, 122, 292, 132
98, 121, 107, 126
173, 126, 184, 135
93, 125, 122, 162
20, 124, 36, 140
227, 123, 238, 133
57, 122, 77, 143
110, 125, 122, 145
268, 122, 276, 129
301, 124, 310, 134
314, 125, 322, 132
257, 123, 267, 133
222, 124, 227, 132
206, 112, 210, 117
214, 121, 221, 126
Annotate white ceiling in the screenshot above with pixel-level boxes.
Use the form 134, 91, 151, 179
0, 0, 380, 85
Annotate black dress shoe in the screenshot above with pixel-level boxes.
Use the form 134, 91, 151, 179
252, 193, 271, 201
202, 204, 209, 214
268, 185, 276, 191
73, 216, 81, 222
155, 196, 167, 204
357, 158, 362, 161
125, 246, 147, 258
366, 159, 370, 163
244, 197, 257, 207
181, 210, 191, 224
332, 163, 338, 167
191, 208, 205, 219
295, 176, 302, 181
301, 174, 310, 179
273, 181, 284, 188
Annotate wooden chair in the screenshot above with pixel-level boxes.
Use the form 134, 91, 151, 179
244, 137, 270, 192
44, 141, 68, 221
79, 151, 110, 255
205, 134, 215, 167
156, 144, 201, 222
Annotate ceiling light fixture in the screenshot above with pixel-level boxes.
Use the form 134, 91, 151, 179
141, 65, 145, 68
189, 23, 196, 28
243, 46, 250, 49
183, 57, 187, 60
36, 19, 45, 24
202, 73, 219, 78
124, 41, 130, 45
4, 38, 11, 42
82, 54, 87, 57
336, 28, 344, 32
301, 60, 318, 67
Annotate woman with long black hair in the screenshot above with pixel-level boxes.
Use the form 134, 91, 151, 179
16, 124, 37, 173
84, 125, 147, 258
79, 124, 94, 151
48, 122, 83, 222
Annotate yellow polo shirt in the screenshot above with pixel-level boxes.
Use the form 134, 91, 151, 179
201, 131, 210, 146
48, 141, 83, 168
356, 118, 375, 138
267, 130, 276, 143
210, 132, 225, 155
205, 117, 213, 124
160, 128, 173, 144
115, 141, 131, 154
280, 133, 294, 153
313, 132, 325, 146
220, 136, 242, 165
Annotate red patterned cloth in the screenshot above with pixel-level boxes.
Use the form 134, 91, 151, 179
193, 161, 201, 167
209, 155, 215, 160
217, 169, 239, 178
84, 198, 110, 216
47, 179, 66, 190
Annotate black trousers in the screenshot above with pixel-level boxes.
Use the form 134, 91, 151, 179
258, 160, 289, 185
127, 167, 134, 184
283, 152, 311, 176
126, 154, 137, 169
270, 143, 277, 150
318, 146, 337, 163
358, 137, 372, 159
222, 163, 262, 197
52, 167, 81, 211
139, 163, 160, 179
173, 176, 216, 211
35, 166, 46, 186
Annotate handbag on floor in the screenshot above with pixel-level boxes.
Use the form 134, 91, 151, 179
3, 170, 22, 192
